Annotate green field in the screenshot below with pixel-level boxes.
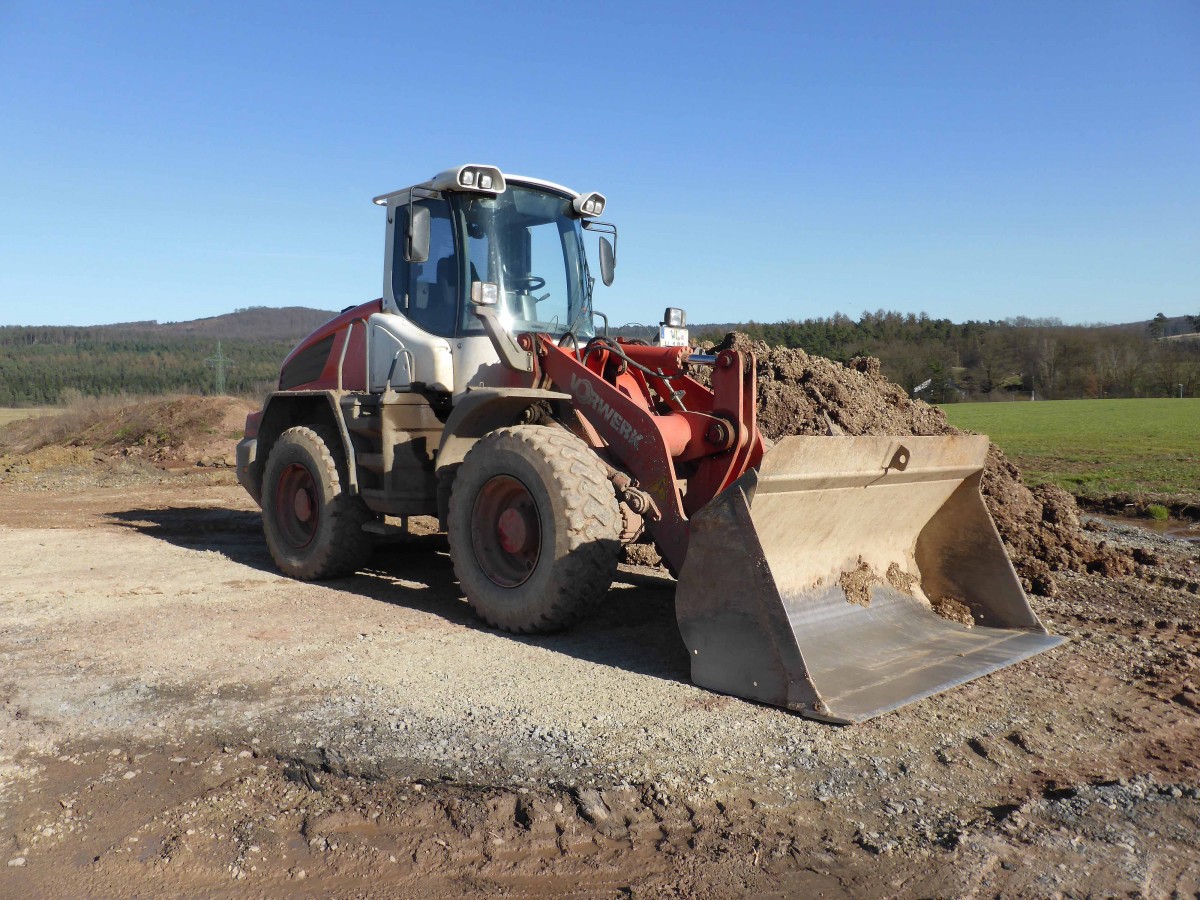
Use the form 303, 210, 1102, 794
0, 407, 55, 427
942, 398, 1199, 502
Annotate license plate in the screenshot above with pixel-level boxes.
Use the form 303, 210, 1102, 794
658, 325, 690, 347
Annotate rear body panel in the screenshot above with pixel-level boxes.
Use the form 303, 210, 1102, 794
276, 300, 379, 393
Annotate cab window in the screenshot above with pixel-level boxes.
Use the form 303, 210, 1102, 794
392, 198, 459, 337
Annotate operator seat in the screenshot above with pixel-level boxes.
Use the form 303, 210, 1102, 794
423, 254, 457, 336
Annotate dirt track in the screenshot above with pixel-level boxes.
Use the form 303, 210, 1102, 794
1, 463, 1199, 897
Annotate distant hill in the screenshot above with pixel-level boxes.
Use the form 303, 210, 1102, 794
0, 306, 345, 405
0, 304, 1196, 405
92, 305, 343, 341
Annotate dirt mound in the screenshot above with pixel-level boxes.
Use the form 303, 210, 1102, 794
712, 333, 1132, 595
0, 445, 96, 475
0, 395, 253, 468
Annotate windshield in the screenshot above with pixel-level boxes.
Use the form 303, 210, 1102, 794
455, 187, 594, 338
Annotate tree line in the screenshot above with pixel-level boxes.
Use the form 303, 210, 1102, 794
0, 307, 342, 405
694, 311, 1200, 402
0, 331, 297, 405
1, 309, 1197, 406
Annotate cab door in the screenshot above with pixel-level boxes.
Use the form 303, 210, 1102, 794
370, 196, 458, 394
391, 196, 460, 337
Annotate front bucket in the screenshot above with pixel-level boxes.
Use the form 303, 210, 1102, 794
675, 435, 1064, 724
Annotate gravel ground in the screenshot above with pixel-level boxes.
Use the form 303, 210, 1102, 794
0, 462, 1198, 897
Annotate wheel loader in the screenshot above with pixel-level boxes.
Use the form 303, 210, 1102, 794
236, 164, 1062, 723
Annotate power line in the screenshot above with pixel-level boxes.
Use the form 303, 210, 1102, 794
204, 342, 234, 394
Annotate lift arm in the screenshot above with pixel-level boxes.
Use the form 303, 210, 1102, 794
525, 334, 764, 572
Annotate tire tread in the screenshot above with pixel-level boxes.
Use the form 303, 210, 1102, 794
449, 426, 621, 633
262, 425, 372, 580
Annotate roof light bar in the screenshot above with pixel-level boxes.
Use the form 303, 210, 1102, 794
429, 164, 507, 195
572, 191, 606, 218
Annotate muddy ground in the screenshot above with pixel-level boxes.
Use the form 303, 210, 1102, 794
0, 455, 1197, 899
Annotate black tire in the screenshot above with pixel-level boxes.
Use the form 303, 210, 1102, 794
261, 425, 372, 580
448, 426, 621, 633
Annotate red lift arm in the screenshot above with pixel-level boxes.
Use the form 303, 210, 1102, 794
527, 334, 764, 573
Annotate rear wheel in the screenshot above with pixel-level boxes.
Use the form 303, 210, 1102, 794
261, 425, 372, 579
448, 426, 621, 633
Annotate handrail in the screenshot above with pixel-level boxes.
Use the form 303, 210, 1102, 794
336, 318, 363, 393
384, 346, 416, 392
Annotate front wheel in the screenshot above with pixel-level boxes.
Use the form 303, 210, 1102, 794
448, 426, 621, 633
261, 425, 372, 580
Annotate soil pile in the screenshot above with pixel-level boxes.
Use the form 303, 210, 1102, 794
710, 333, 1132, 595
0, 445, 96, 475
0, 395, 252, 468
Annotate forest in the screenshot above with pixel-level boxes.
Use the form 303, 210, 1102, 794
693, 311, 1200, 402
0, 307, 1197, 405
0, 307, 337, 405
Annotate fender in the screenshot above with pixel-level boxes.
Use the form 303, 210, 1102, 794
242, 390, 358, 503
433, 387, 573, 524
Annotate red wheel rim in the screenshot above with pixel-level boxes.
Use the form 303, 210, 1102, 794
471, 475, 541, 587
274, 462, 319, 549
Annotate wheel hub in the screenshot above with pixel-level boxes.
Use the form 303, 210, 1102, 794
275, 462, 319, 549
471, 475, 541, 588
293, 489, 313, 522
497, 507, 534, 553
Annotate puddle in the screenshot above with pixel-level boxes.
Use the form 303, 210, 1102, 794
1092, 514, 1200, 544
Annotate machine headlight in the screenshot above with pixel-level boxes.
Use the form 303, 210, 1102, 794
470, 281, 500, 306
663, 307, 686, 328
428, 165, 507, 194
572, 192, 606, 218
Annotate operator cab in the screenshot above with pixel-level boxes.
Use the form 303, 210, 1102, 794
368, 166, 614, 399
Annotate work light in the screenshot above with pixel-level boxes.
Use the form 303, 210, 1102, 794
429, 165, 507, 194
572, 192, 606, 218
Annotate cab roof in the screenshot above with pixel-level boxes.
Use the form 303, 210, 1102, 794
372, 168, 581, 207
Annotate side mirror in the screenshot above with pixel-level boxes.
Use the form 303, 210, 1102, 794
598, 236, 615, 286
405, 204, 430, 263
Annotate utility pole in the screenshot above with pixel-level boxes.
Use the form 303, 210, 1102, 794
205, 342, 234, 394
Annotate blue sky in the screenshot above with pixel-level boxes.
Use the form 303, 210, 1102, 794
1, 1, 1196, 328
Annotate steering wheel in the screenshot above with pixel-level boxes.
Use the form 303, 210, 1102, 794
512, 275, 546, 291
